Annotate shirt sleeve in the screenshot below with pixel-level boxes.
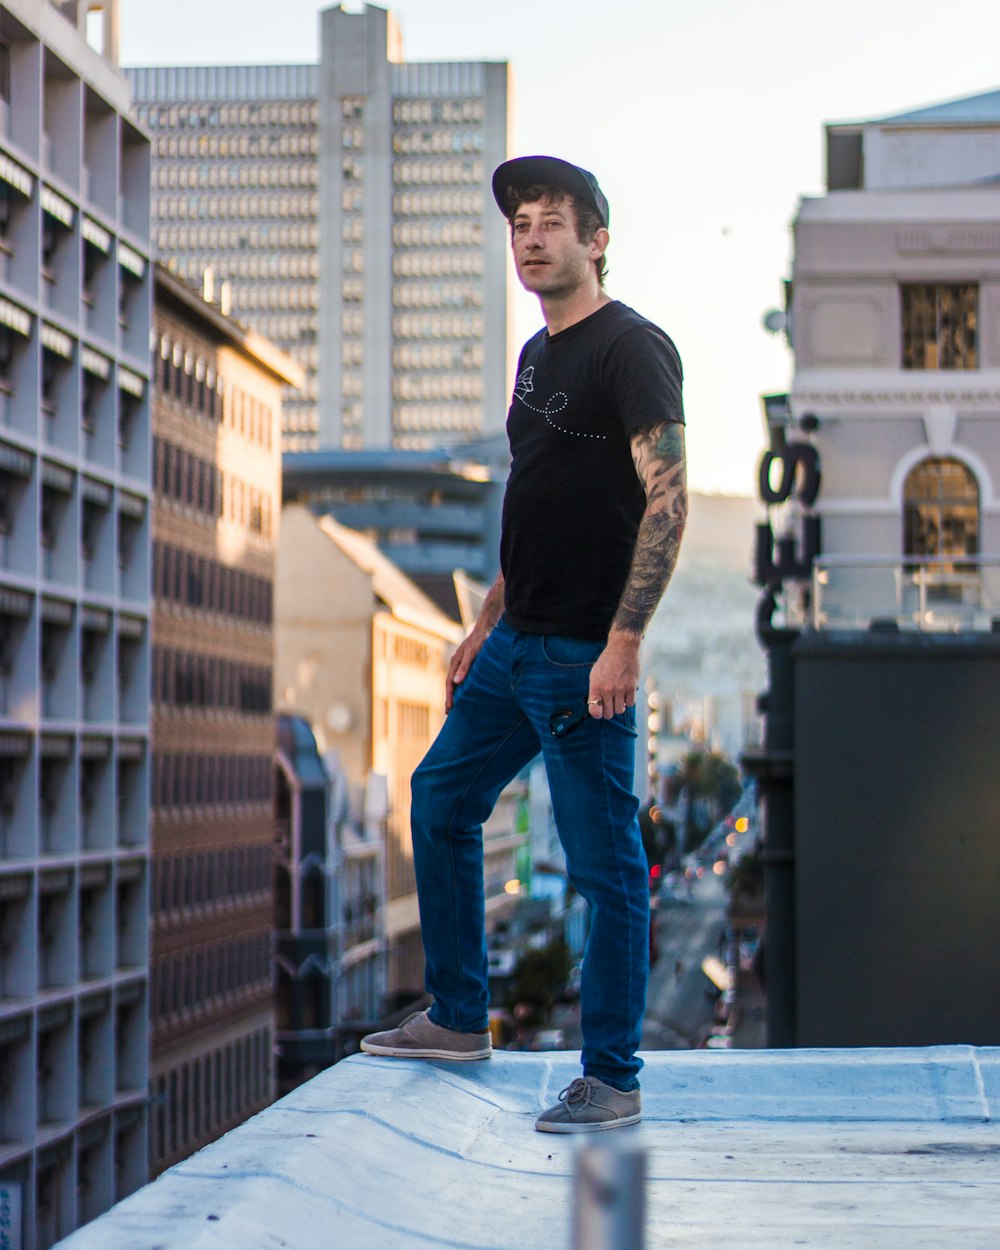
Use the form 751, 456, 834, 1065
601, 323, 685, 438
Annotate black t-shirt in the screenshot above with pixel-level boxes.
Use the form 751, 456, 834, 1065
500, 300, 684, 639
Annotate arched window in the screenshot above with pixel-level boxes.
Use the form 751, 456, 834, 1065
900, 457, 980, 622
903, 457, 979, 576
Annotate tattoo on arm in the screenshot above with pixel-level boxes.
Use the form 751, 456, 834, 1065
611, 422, 688, 636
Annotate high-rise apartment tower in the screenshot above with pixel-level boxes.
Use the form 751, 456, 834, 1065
0, 1, 152, 1245
127, 3, 512, 454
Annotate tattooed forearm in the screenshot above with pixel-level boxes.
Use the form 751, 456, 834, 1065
631, 422, 687, 509
611, 422, 688, 636
612, 512, 684, 633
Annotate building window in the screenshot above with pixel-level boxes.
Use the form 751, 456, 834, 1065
903, 457, 979, 596
901, 284, 977, 370
904, 457, 979, 560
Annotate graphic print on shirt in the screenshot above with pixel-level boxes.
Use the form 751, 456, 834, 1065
512, 366, 606, 441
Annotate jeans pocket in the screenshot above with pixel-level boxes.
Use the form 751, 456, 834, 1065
541, 634, 606, 668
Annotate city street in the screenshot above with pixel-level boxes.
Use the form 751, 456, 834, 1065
642, 872, 729, 1049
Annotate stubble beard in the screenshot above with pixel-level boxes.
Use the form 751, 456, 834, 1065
517, 258, 589, 300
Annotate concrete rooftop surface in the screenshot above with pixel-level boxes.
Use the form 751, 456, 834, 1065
57, 1047, 1000, 1250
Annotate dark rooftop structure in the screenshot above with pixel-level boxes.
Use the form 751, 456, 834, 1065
282, 439, 508, 620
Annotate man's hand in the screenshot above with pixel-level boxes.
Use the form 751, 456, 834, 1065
587, 630, 641, 719
446, 630, 487, 712
445, 573, 505, 712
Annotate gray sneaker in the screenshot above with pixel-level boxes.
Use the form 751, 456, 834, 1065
535, 1077, 641, 1133
360, 1010, 492, 1061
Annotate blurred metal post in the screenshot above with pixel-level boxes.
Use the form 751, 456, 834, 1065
571, 1140, 646, 1250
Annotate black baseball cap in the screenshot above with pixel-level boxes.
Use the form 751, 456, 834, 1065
492, 156, 609, 229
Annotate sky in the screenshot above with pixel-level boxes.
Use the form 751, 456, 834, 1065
118, 0, 1000, 496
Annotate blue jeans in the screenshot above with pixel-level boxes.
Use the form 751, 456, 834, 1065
410, 619, 648, 1091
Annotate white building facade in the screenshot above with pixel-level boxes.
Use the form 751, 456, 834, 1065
0, 1, 152, 1245
778, 90, 1000, 631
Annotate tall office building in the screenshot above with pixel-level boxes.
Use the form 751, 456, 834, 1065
126, 66, 320, 449
149, 264, 300, 1176
0, 2, 152, 1245
317, 4, 511, 452
126, 2, 511, 454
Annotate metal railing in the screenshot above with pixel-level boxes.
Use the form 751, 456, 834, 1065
810, 554, 1000, 633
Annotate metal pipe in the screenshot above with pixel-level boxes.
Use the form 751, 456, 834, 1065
572, 1140, 646, 1250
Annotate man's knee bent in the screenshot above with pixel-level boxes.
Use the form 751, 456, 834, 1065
410, 757, 438, 839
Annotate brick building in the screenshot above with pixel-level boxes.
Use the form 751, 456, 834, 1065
148, 263, 301, 1175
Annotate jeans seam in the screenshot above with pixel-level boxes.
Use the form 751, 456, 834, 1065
443, 714, 533, 1024
586, 720, 639, 1083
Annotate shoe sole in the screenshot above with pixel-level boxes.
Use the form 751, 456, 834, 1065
360, 1040, 492, 1061
535, 1113, 642, 1133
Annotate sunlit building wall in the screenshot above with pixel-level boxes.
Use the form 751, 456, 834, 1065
0, 1, 152, 1245
149, 264, 300, 1176
274, 505, 463, 996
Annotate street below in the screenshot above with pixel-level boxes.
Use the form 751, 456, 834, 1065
642, 872, 729, 1049
549, 870, 729, 1052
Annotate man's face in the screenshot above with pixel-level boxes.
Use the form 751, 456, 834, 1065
510, 195, 605, 297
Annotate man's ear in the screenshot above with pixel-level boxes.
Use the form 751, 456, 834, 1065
590, 227, 610, 260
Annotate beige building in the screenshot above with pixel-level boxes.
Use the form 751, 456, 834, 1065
275, 505, 522, 996
150, 264, 301, 1175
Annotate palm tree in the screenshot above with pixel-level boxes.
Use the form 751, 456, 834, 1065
665, 750, 741, 852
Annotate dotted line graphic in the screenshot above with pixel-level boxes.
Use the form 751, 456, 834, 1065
517, 392, 607, 441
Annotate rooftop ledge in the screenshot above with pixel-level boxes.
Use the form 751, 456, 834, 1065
57, 1046, 1000, 1250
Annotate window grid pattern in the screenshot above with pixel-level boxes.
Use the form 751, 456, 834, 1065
150, 752, 272, 811
339, 97, 365, 445
903, 456, 980, 568
152, 844, 272, 919
152, 648, 272, 715
134, 97, 319, 445
390, 98, 487, 446
151, 935, 271, 1030
150, 1027, 273, 1173
153, 541, 273, 625
0, 17, 154, 1231
901, 283, 978, 370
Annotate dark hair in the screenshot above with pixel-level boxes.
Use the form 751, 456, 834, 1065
501, 183, 608, 287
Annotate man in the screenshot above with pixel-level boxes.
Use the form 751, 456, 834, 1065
362, 156, 686, 1132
